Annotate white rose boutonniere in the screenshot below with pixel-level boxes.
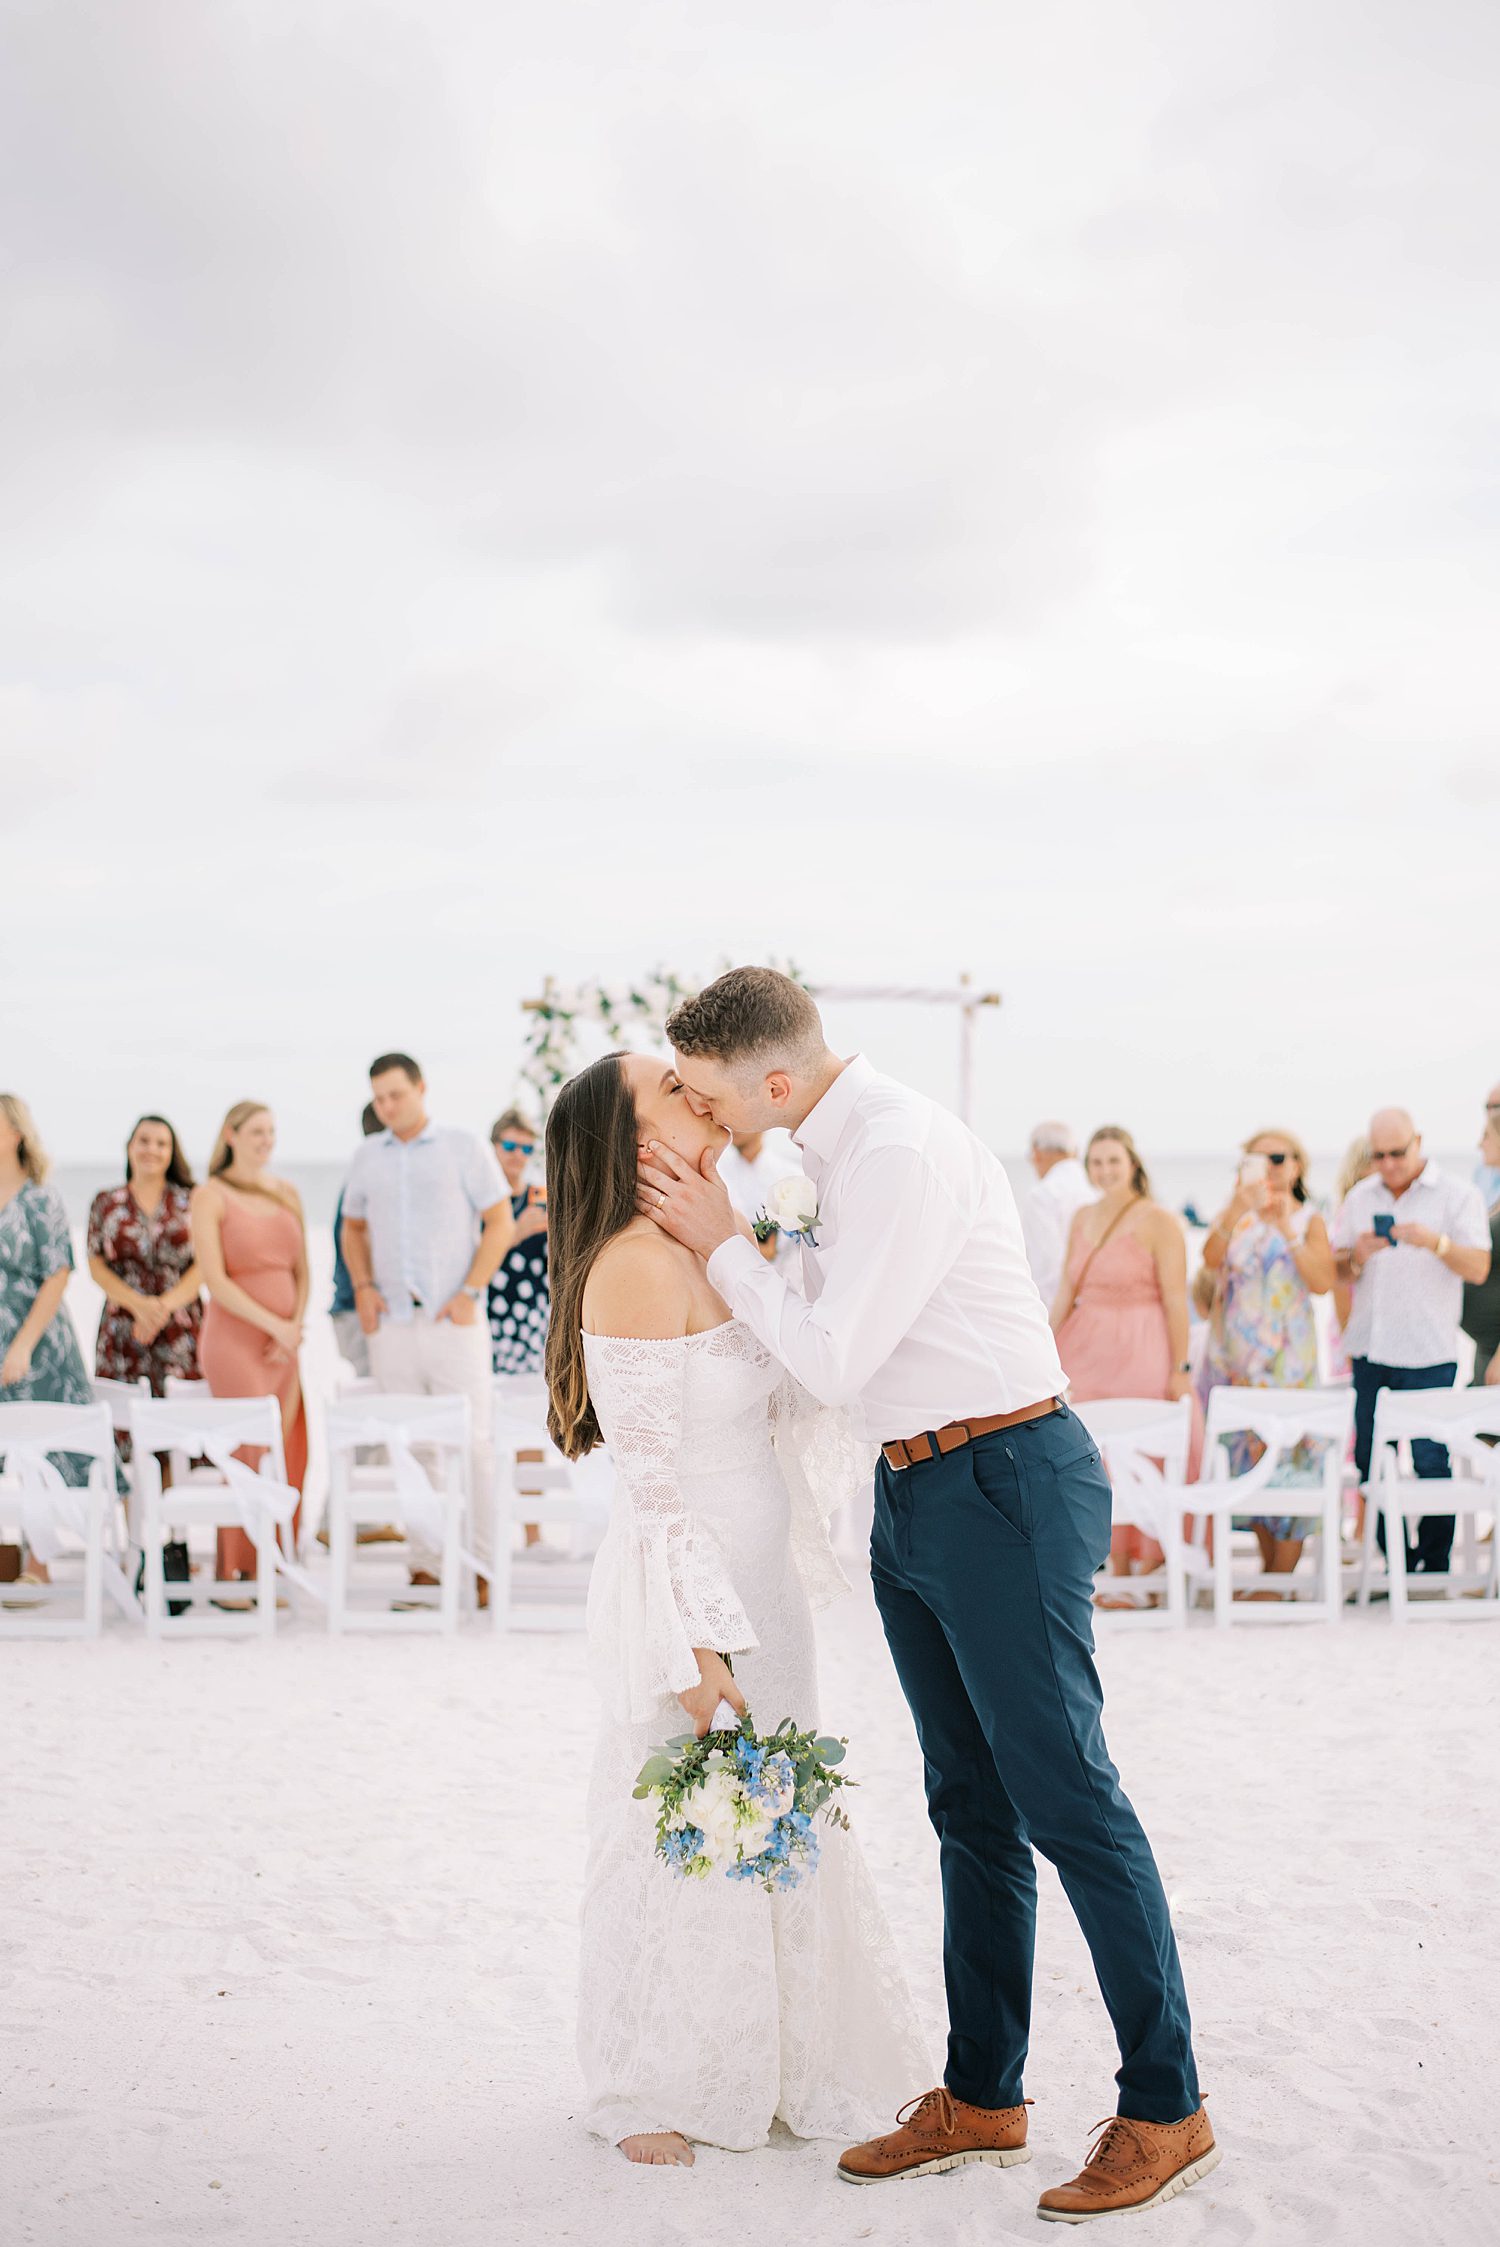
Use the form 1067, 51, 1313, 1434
753, 1173, 821, 1246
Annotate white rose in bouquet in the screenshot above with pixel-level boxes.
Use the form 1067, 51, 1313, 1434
768, 1174, 820, 1236
688, 1764, 743, 1865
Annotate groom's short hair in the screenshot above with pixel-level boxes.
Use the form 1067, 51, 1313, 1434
667, 968, 824, 1072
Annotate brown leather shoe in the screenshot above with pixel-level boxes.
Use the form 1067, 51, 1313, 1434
1037, 2105, 1219, 2223
837, 2087, 1031, 2184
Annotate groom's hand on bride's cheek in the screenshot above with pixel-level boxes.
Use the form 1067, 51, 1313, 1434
637, 1140, 738, 1258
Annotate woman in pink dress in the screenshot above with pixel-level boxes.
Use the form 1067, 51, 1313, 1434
1051, 1126, 1200, 1592
192, 1101, 308, 1592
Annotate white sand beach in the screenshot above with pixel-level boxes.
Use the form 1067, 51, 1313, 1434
5, 1577, 1498, 2247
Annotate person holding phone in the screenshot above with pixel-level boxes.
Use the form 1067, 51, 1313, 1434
1329, 1108, 1491, 1578
1197, 1131, 1336, 1586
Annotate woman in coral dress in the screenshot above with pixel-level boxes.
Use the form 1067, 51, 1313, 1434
1052, 1126, 1201, 1589
192, 1101, 308, 1589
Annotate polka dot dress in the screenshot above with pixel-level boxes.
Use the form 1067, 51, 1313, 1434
488, 1193, 551, 1374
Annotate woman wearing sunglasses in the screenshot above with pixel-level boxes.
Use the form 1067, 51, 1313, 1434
1197, 1129, 1336, 1585
488, 1107, 553, 1554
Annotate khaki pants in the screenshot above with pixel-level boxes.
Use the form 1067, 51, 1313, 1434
367, 1313, 494, 1575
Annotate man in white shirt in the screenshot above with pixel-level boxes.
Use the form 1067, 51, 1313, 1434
1329, 1106, 1490, 1576
1020, 1121, 1098, 1313
640, 969, 1212, 2225
341, 1053, 513, 1599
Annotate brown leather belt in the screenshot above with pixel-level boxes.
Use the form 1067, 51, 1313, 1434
881, 1397, 1064, 1472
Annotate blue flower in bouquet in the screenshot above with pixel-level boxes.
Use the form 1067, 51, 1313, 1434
634, 1707, 852, 1895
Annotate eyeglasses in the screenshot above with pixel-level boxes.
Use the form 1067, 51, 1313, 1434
1257, 1151, 1291, 1167
1371, 1139, 1415, 1162
496, 1139, 536, 1156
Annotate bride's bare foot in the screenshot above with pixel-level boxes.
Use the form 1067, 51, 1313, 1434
619, 2132, 695, 2167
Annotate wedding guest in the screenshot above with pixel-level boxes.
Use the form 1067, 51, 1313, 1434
341, 1055, 512, 1602
487, 1108, 551, 1373
1328, 1135, 1374, 1381
88, 1117, 204, 1435
1330, 1107, 1490, 1576
0, 1094, 97, 1591
718, 1125, 804, 1263
193, 1102, 309, 1600
1461, 1091, 1500, 1386
1052, 1125, 1199, 1591
330, 1101, 382, 1375
1020, 1120, 1098, 1310
488, 1107, 551, 1557
1196, 1130, 1336, 1583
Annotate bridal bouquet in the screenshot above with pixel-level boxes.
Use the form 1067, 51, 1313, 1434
633, 1709, 853, 1893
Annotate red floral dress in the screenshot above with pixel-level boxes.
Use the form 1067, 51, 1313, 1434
88, 1183, 204, 1397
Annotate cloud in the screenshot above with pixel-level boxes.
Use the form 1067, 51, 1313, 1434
3, 0, 1498, 1156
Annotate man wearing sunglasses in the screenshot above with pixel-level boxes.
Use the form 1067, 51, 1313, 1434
1330, 1108, 1491, 1579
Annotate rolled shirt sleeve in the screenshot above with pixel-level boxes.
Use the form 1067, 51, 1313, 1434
1453, 1183, 1492, 1253
464, 1135, 507, 1212
341, 1145, 372, 1223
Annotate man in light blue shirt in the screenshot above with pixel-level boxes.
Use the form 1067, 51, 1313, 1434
341, 1053, 512, 1597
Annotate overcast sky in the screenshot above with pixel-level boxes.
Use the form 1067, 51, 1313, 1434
3, 0, 1496, 1170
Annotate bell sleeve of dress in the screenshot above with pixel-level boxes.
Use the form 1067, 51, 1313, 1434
582, 1335, 759, 1724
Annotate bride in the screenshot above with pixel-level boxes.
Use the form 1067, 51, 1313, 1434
544, 1051, 929, 2167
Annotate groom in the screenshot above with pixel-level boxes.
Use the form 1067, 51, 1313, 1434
639, 968, 1217, 2224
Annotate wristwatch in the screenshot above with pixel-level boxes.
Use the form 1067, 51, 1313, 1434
463, 1284, 484, 1302
1435, 1234, 1451, 1260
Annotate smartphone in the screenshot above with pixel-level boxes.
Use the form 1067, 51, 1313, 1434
1372, 1211, 1395, 1242
1238, 1154, 1269, 1190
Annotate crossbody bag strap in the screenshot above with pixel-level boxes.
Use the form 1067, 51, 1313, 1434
1054, 1199, 1137, 1328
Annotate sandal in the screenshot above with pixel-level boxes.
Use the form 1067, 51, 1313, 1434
1, 1569, 48, 1609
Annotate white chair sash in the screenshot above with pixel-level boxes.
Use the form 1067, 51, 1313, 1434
136, 1409, 319, 1599
0, 1430, 136, 1613
4, 1442, 100, 1564
326, 1407, 480, 1574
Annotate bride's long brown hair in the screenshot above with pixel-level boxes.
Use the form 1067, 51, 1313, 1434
544, 1053, 639, 1459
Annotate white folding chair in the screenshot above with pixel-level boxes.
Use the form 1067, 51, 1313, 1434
1069, 1398, 1192, 1628
1358, 1390, 1500, 1622
0, 1403, 131, 1637
130, 1395, 304, 1637
93, 1375, 151, 1550
491, 1374, 612, 1633
1195, 1388, 1355, 1627
324, 1393, 472, 1634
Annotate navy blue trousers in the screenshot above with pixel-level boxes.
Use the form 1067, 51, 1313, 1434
870, 1406, 1199, 2125
1351, 1357, 1457, 1574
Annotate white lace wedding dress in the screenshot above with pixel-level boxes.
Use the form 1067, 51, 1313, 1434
578, 1318, 930, 2150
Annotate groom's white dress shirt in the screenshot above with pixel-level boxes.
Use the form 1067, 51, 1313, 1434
705, 1056, 1067, 1444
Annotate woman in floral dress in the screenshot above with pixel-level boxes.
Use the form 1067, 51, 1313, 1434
1196, 1128, 1336, 1582
0, 1093, 97, 1590
88, 1117, 204, 1437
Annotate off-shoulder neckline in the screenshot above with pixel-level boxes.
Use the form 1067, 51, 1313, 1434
581, 1320, 738, 1346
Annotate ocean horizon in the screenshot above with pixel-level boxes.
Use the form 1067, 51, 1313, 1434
49, 1148, 1483, 1236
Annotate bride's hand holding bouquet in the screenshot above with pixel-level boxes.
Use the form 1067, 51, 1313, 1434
679, 1648, 747, 1739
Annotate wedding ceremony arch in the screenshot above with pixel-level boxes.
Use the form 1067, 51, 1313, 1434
518, 971, 1001, 1123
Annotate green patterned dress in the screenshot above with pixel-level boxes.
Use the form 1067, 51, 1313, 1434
0, 1181, 96, 1484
